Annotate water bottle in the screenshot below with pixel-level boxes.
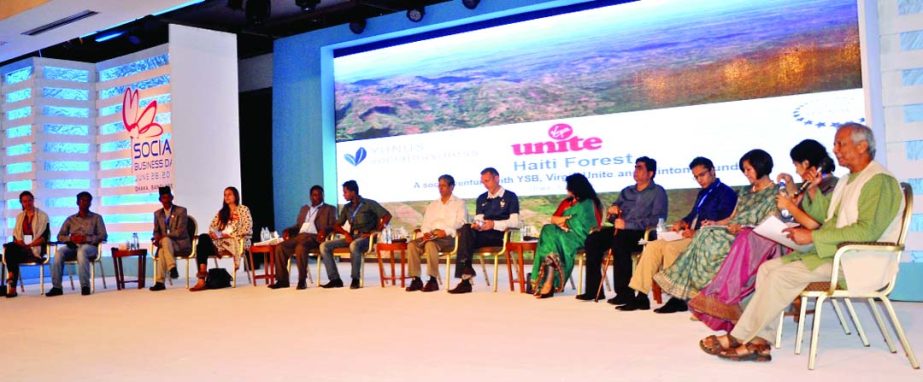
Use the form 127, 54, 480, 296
778, 181, 792, 222
656, 218, 665, 240
131, 233, 139, 250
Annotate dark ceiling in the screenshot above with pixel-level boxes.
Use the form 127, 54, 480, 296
3, 0, 452, 65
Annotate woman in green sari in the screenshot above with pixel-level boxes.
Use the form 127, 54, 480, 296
531, 173, 602, 298
652, 149, 779, 313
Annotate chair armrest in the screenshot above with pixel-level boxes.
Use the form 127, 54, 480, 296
643, 227, 656, 242
828, 242, 903, 294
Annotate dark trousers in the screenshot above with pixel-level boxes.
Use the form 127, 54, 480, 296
583, 227, 644, 296
454, 225, 504, 278
195, 234, 217, 267
273, 233, 320, 284
2, 243, 43, 287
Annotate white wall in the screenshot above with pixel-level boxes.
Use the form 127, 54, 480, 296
169, 24, 241, 229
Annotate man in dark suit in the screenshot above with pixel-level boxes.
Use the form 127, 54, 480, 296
269, 185, 336, 290
149, 186, 191, 291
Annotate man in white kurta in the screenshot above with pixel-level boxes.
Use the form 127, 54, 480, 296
405, 175, 469, 292
702, 123, 904, 360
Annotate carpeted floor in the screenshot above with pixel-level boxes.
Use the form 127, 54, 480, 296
1, 262, 921, 381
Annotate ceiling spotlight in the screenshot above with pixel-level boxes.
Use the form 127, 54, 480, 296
296, 0, 321, 11
245, 0, 271, 24
406, 6, 425, 22
349, 19, 366, 34
462, 0, 480, 10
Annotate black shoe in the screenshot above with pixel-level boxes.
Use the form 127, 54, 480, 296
538, 291, 555, 299
422, 278, 439, 292
169, 267, 179, 279
405, 278, 423, 292
321, 279, 344, 288
149, 282, 166, 291
654, 297, 688, 314
45, 287, 63, 297
81, 287, 91, 296
606, 293, 635, 306
268, 282, 289, 289
296, 280, 307, 290
575, 292, 605, 301
448, 279, 472, 294
616, 294, 650, 311
349, 279, 361, 289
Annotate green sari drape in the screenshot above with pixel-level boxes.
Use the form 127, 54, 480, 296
530, 199, 598, 289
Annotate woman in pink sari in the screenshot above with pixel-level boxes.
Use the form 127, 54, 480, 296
690, 140, 837, 332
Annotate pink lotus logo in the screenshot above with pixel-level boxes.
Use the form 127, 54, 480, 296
512, 123, 602, 156
122, 88, 163, 140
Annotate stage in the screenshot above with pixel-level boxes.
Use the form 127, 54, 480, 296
1, 262, 921, 381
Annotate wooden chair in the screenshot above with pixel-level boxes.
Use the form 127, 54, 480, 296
316, 232, 379, 287
442, 229, 509, 293
588, 227, 658, 301
60, 243, 107, 293
196, 233, 252, 288
775, 182, 919, 370
283, 231, 327, 286
1, 241, 51, 295
151, 216, 199, 289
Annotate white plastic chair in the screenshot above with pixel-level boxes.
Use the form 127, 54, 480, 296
776, 182, 919, 370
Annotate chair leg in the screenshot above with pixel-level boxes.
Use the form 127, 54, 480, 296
842, 298, 869, 347
807, 295, 826, 370
68, 265, 76, 290
316, 256, 323, 286
90, 263, 96, 294
775, 313, 784, 349
880, 297, 921, 369
444, 255, 452, 293
478, 254, 490, 287
577, 255, 584, 295
305, 257, 314, 285
493, 254, 500, 293
795, 296, 809, 355
830, 299, 851, 335
185, 259, 191, 289
360, 258, 365, 288
19, 272, 26, 292
868, 298, 897, 353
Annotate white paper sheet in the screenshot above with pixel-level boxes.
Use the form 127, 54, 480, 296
753, 216, 814, 252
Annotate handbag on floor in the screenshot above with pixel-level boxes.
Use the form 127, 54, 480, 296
205, 268, 232, 289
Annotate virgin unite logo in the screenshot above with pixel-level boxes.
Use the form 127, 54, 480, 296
511, 123, 602, 156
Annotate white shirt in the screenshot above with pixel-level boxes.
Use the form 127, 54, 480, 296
298, 204, 322, 235
421, 195, 469, 237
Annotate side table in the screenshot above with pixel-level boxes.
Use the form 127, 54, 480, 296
111, 248, 148, 290
376, 242, 411, 287
505, 241, 538, 293
248, 244, 277, 286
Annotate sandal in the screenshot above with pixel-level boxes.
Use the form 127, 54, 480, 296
717, 341, 772, 362
699, 335, 738, 356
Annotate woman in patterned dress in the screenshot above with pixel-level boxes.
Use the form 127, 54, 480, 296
190, 186, 253, 291
652, 149, 779, 313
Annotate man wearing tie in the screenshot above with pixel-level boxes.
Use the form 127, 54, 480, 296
149, 186, 191, 291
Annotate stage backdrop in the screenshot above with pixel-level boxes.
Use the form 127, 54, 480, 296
331, 0, 863, 233
0, 25, 239, 281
